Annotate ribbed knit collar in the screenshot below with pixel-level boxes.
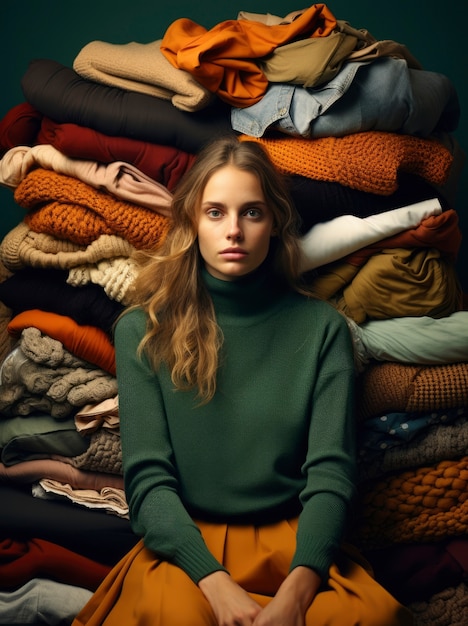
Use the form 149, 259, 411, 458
202, 263, 287, 324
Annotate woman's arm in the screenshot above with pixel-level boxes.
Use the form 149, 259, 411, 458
291, 310, 357, 578
114, 308, 226, 583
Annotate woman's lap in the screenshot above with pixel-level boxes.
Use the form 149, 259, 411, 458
72, 520, 413, 626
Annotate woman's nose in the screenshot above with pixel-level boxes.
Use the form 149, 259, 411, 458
227, 217, 242, 240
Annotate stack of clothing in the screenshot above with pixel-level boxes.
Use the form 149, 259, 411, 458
0, 4, 466, 624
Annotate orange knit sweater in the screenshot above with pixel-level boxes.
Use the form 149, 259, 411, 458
239, 131, 453, 195
358, 456, 468, 545
15, 168, 170, 249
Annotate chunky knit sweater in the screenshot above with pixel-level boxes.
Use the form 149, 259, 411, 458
114, 267, 356, 583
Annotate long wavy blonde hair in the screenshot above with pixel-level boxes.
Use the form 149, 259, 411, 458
127, 135, 306, 402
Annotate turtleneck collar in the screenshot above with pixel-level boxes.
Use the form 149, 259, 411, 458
202, 262, 287, 323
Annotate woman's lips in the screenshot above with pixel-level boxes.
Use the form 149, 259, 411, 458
220, 247, 248, 259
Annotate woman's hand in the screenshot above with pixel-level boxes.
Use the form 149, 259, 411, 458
252, 566, 321, 626
199, 570, 263, 626
199, 566, 321, 626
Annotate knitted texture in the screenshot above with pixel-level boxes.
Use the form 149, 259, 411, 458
0, 260, 14, 365
0, 222, 136, 272
20, 326, 88, 368
67, 257, 138, 304
58, 429, 123, 476
356, 456, 468, 546
2, 144, 174, 217
73, 39, 214, 112
14, 168, 170, 249
0, 335, 118, 419
0, 300, 14, 367
239, 132, 453, 195
357, 362, 468, 421
409, 583, 468, 626
8, 310, 116, 375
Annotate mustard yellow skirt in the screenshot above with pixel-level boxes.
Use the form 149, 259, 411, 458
72, 518, 413, 626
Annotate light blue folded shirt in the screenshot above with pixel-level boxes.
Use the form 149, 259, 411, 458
231, 57, 459, 138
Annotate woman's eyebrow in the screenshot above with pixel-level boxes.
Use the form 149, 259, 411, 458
200, 199, 267, 207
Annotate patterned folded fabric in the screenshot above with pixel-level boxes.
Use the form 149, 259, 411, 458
358, 414, 468, 482
34, 478, 128, 518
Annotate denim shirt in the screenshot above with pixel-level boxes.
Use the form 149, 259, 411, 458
231, 57, 459, 139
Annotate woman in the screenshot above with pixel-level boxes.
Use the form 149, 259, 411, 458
73, 136, 413, 626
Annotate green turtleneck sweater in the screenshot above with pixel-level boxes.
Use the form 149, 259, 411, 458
114, 268, 356, 584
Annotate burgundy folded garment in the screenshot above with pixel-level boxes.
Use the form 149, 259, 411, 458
37, 116, 196, 191
0, 102, 42, 156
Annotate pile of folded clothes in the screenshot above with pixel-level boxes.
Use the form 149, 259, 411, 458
0, 4, 466, 624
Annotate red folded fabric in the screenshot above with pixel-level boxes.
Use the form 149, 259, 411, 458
346, 209, 462, 267
0, 537, 111, 591
37, 117, 196, 191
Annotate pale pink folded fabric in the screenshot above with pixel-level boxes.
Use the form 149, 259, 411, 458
0, 144, 173, 217
0, 458, 124, 490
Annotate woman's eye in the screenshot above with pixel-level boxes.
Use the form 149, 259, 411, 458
207, 209, 222, 218
245, 208, 261, 218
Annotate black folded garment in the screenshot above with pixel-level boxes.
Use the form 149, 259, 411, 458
0, 268, 124, 335
21, 58, 233, 154
288, 172, 448, 234
0, 484, 138, 566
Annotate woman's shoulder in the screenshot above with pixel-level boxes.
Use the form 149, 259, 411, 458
285, 290, 350, 330
114, 306, 147, 337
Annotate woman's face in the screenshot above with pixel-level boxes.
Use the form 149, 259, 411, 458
197, 165, 276, 281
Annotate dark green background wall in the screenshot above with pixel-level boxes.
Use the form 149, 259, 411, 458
1, 1, 467, 289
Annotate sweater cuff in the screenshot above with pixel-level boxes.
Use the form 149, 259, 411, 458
173, 539, 229, 584
289, 536, 337, 581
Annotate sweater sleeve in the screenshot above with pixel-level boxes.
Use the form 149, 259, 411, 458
114, 309, 227, 583
290, 311, 357, 579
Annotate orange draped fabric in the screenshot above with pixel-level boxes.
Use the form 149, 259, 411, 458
160, 4, 337, 107
72, 519, 413, 626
